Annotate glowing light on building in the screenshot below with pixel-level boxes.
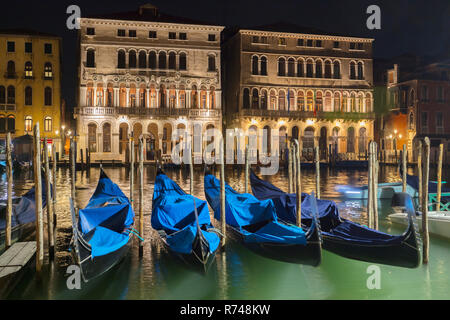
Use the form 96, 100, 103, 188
306, 119, 314, 125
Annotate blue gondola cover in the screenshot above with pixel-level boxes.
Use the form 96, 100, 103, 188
152, 174, 220, 254
78, 170, 134, 258
204, 174, 307, 245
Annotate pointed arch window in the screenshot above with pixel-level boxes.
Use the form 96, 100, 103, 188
278, 58, 286, 76
86, 49, 95, 68
168, 52, 176, 70
103, 123, 111, 152
139, 51, 147, 69
260, 57, 267, 75
129, 51, 137, 68
252, 56, 258, 75
158, 52, 166, 69
148, 51, 157, 69
333, 61, 340, 79
117, 50, 126, 68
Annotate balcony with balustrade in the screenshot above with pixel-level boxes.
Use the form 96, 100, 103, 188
237, 109, 375, 121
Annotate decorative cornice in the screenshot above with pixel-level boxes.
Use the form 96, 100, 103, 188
240, 29, 374, 42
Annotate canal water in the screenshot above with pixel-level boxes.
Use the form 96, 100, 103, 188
1, 165, 449, 300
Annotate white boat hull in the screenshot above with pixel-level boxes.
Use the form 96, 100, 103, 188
389, 211, 450, 240
336, 182, 418, 200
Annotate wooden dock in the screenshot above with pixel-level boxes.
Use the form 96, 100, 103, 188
0, 241, 36, 297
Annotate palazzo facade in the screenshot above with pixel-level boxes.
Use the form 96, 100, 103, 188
74, 5, 224, 163
223, 25, 375, 160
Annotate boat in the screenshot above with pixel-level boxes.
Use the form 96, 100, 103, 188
250, 170, 422, 268
0, 173, 49, 251
204, 173, 322, 266
335, 181, 418, 200
151, 169, 221, 273
69, 168, 135, 282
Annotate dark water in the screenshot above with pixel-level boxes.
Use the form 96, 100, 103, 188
1, 164, 449, 300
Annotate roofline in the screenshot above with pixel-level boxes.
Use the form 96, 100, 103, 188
239, 29, 374, 42
80, 17, 225, 31
0, 32, 61, 40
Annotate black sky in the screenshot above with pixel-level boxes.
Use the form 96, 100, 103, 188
0, 0, 449, 111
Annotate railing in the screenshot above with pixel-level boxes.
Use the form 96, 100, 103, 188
75, 106, 221, 118
238, 109, 375, 120
0, 104, 16, 111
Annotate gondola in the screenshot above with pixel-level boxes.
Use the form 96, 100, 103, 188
0, 172, 49, 251
151, 169, 221, 274
69, 168, 135, 282
250, 170, 421, 268
204, 173, 322, 266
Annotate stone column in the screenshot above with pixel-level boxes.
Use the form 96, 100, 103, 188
176, 89, 179, 108
126, 87, 130, 108
103, 88, 107, 107
114, 88, 119, 107
156, 89, 160, 107
206, 91, 210, 109
186, 90, 191, 108
146, 88, 150, 108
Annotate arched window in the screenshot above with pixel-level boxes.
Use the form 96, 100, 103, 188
263, 125, 271, 154
44, 87, 52, 106
139, 85, 146, 107
86, 82, 94, 107
129, 50, 137, 68
350, 61, 356, 79
7, 61, 15, 77
208, 55, 216, 71
408, 112, 414, 129
297, 91, 305, 111
7, 116, 15, 132
287, 58, 295, 77
315, 60, 323, 78
306, 60, 314, 77
117, 50, 126, 68
243, 88, 250, 109
25, 86, 32, 105
150, 85, 157, 108
96, 83, 103, 106
410, 89, 415, 105
365, 93, 372, 112
103, 123, 111, 152
292, 126, 299, 140
7, 86, 15, 104
44, 62, 53, 78
357, 62, 364, 80
200, 87, 207, 108
25, 61, 33, 77
209, 88, 215, 109
139, 51, 147, 69
332, 127, 340, 152
191, 85, 198, 108
0, 117, 5, 133
315, 92, 323, 111
129, 84, 136, 107
357, 93, 364, 112
288, 90, 295, 110
88, 123, 97, 152
334, 92, 341, 111
278, 58, 286, 76
179, 89, 186, 108
252, 56, 258, 75
119, 84, 126, 107
158, 52, 166, 69
25, 116, 33, 132
261, 89, 268, 109
169, 87, 176, 108
148, 51, 157, 69
86, 49, 95, 67
168, 52, 176, 69
333, 61, 340, 79
278, 91, 286, 110
269, 90, 276, 110
0, 86, 5, 104
260, 57, 267, 75
350, 92, 356, 112
324, 61, 332, 78
324, 91, 332, 111
347, 127, 355, 153
44, 116, 52, 132
306, 91, 313, 111
342, 93, 348, 112
358, 127, 367, 153
297, 59, 304, 77
303, 127, 315, 150
251, 88, 259, 109
159, 85, 166, 108
179, 53, 187, 70
107, 83, 114, 107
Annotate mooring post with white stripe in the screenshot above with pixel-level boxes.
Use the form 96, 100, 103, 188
293, 139, 301, 227
372, 142, 379, 230
52, 143, 57, 228
33, 123, 44, 272
367, 141, 374, 229
288, 142, 293, 194
402, 144, 407, 193
245, 144, 249, 194
5, 132, 12, 249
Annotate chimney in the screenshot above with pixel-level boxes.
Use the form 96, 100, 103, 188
139, 4, 158, 17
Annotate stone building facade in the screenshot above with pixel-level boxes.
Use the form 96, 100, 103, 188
223, 25, 375, 161
74, 5, 224, 163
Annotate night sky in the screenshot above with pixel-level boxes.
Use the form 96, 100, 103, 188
0, 0, 449, 113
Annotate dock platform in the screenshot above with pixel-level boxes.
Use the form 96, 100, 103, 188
0, 241, 36, 297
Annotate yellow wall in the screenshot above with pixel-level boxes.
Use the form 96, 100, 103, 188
0, 33, 61, 141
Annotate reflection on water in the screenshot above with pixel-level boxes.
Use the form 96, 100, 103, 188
2, 165, 450, 299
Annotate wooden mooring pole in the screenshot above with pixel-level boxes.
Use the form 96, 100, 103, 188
292, 142, 297, 194
220, 139, 226, 247
244, 144, 249, 194
129, 139, 134, 206
138, 137, 144, 257
422, 137, 430, 264
314, 146, 320, 199
44, 138, 55, 259
293, 139, 301, 227
52, 143, 57, 228
189, 137, 194, 195
372, 142, 379, 230
5, 132, 12, 249
80, 148, 84, 171
33, 123, 44, 272
70, 138, 76, 203
288, 143, 294, 193
367, 141, 374, 229
417, 141, 423, 207
436, 143, 443, 211
402, 144, 407, 193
